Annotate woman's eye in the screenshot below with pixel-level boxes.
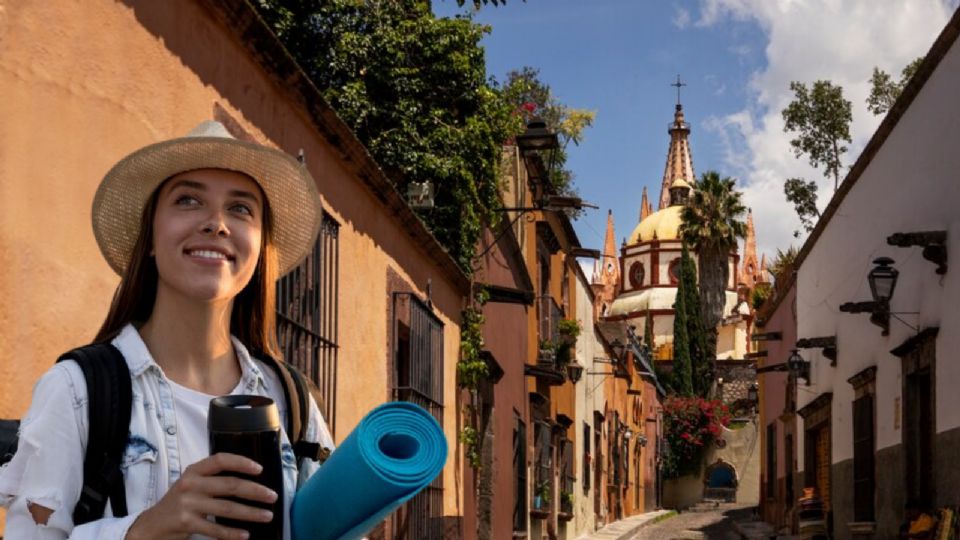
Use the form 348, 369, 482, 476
231, 203, 254, 216
174, 195, 200, 207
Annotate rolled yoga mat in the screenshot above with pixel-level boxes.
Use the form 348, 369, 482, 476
291, 401, 448, 540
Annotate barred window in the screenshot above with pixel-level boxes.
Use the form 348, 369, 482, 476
560, 438, 574, 514
392, 292, 444, 538
276, 214, 339, 435
583, 422, 591, 492
513, 415, 528, 533
533, 420, 553, 512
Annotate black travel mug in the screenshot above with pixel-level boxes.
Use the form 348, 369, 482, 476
208, 395, 284, 540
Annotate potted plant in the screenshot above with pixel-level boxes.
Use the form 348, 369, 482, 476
557, 318, 581, 346
538, 339, 557, 366
560, 490, 574, 514
556, 319, 581, 365
534, 480, 551, 510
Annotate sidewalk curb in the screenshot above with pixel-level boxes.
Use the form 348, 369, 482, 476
578, 509, 677, 540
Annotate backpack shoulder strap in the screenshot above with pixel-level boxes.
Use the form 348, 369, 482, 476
256, 354, 328, 463
57, 343, 132, 525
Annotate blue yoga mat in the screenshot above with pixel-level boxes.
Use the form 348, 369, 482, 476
291, 401, 447, 540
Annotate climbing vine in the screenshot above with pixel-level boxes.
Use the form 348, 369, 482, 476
458, 286, 490, 469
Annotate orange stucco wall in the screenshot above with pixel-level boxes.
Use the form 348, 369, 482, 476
0, 0, 466, 532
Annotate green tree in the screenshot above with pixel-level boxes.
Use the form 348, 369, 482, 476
867, 57, 923, 116
678, 243, 711, 397
767, 245, 799, 283
253, 0, 521, 272
781, 80, 852, 192
671, 269, 693, 397
680, 171, 747, 370
501, 67, 595, 196
784, 177, 821, 236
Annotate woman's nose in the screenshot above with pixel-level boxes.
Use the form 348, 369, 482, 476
200, 215, 229, 237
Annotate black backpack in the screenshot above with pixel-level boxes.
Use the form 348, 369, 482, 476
0, 343, 330, 526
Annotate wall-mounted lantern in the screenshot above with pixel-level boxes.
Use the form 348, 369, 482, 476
787, 349, 811, 386
840, 257, 918, 336
567, 361, 584, 384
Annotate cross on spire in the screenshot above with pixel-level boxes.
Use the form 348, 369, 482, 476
671, 74, 687, 106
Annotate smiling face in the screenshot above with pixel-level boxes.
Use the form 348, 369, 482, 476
151, 168, 264, 305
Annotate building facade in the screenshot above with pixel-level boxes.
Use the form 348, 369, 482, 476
755, 277, 800, 534
790, 10, 960, 540
0, 1, 470, 536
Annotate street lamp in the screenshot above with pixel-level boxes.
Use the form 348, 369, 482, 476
841, 257, 916, 335
747, 382, 759, 404
787, 349, 811, 386
567, 361, 584, 384
868, 256, 899, 305
515, 118, 559, 153
515, 118, 560, 206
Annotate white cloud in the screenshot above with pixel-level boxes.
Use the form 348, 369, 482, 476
704, 74, 727, 96
672, 5, 692, 29
695, 0, 955, 259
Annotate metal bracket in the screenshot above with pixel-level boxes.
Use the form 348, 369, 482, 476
887, 230, 948, 275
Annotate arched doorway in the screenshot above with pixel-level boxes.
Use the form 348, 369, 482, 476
703, 459, 738, 502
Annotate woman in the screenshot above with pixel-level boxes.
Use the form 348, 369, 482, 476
0, 121, 334, 539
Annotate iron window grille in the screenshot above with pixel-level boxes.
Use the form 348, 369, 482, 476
532, 420, 553, 512
560, 438, 575, 514
513, 416, 528, 533
537, 295, 563, 360
766, 423, 777, 501
391, 292, 444, 539
276, 215, 339, 435
583, 422, 591, 492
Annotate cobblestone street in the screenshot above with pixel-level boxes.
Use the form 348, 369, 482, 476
632, 504, 756, 540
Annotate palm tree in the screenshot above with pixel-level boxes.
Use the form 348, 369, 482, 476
679, 171, 747, 369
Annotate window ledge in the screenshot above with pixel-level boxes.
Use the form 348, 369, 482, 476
847, 521, 876, 534
530, 508, 550, 520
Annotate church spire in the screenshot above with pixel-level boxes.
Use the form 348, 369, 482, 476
658, 81, 696, 210
740, 209, 760, 286
603, 209, 618, 263
640, 186, 653, 221
593, 210, 621, 320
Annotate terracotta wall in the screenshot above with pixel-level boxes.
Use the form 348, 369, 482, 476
0, 0, 467, 532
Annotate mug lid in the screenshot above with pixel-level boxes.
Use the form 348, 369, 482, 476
208, 395, 280, 433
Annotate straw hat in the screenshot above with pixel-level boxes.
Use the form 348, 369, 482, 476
92, 121, 322, 277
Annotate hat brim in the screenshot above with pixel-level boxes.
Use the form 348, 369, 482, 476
92, 136, 322, 277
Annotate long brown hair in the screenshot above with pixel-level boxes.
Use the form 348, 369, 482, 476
94, 177, 282, 360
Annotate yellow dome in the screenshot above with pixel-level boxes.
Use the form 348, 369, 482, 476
628, 205, 684, 244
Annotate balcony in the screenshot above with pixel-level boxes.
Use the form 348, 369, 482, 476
524, 295, 566, 385
538, 295, 563, 352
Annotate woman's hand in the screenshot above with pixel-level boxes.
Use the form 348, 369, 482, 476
125, 453, 277, 540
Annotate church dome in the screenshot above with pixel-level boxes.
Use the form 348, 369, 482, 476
628, 205, 684, 244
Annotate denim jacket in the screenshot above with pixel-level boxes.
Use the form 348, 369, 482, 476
0, 324, 335, 539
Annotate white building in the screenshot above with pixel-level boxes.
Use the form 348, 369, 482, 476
793, 10, 960, 539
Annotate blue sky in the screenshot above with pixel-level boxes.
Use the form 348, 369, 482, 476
434, 0, 957, 264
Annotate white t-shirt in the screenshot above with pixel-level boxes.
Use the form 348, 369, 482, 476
167, 378, 243, 473
168, 379, 244, 540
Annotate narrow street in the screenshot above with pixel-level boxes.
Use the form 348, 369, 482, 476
632, 504, 756, 540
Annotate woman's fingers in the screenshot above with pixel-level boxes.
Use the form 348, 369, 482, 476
185, 516, 255, 540
187, 474, 278, 504
186, 452, 263, 477
192, 496, 275, 524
